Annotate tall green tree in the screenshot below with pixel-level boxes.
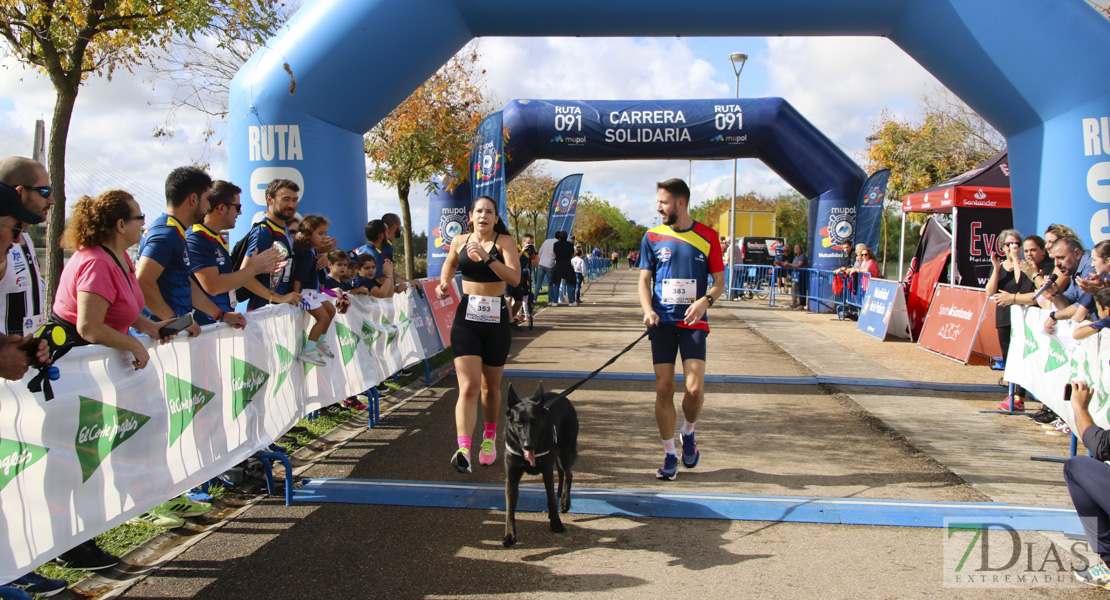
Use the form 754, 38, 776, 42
0, 0, 282, 304
365, 47, 486, 279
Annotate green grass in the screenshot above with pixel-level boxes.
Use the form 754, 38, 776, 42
35, 521, 164, 584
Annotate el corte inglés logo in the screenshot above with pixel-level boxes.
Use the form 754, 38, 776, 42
165, 374, 216, 445
1045, 338, 1068, 373
75, 396, 150, 482
335, 322, 358, 365
273, 344, 294, 392
0, 437, 48, 491
231, 357, 269, 419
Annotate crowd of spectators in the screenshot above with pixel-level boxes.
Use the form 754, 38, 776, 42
0, 158, 431, 597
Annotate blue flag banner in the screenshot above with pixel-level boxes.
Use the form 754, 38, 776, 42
854, 169, 890, 254
427, 177, 471, 280
469, 111, 508, 225
545, 174, 584, 240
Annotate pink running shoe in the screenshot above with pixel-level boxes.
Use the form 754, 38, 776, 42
478, 437, 497, 466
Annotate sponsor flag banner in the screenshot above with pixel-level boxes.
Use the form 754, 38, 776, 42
545, 174, 584, 240
853, 169, 889, 256
0, 288, 448, 582
971, 299, 1003, 360
954, 207, 1013, 288
905, 217, 952, 339
469, 111, 507, 225
856, 279, 910, 341
427, 177, 470, 282
916, 284, 988, 363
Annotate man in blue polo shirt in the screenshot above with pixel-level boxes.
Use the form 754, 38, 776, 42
243, 179, 301, 311
382, 212, 410, 293
137, 166, 245, 332
637, 178, 725, 481
188, 181, 296, 325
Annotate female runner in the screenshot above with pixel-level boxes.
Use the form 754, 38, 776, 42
437, 195, 522, 473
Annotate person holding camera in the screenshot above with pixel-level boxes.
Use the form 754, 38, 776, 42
52, 191, 183, 370
508, 233, 537, 326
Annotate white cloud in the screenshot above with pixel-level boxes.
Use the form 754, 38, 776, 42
764, 37, 944, 155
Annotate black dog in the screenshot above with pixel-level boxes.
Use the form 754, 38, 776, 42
502, 382, 578, 548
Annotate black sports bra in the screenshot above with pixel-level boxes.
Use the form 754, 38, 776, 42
459, 234, 506, 283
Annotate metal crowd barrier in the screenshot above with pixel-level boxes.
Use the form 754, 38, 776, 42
724, 265, 872, 318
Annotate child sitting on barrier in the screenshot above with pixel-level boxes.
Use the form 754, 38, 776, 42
1073, 287, 1110, 340
292, 215, 336, 366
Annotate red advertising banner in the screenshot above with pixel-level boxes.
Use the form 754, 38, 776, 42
971, 298, 1002, 359
917, 284, 988, 363
421, 279, 460, 348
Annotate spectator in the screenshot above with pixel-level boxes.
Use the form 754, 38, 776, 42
1043, 238, 1100, 334
833, 239, 856, 274
324, 249, 361, 294
381, 213, 410, 292
571, 249, 587, 304
508, 233, 537, 326
551, 230, 576, 306
53, 190, 184, 368
136, 166, 244, 330
985, 228, 1031, 411
351, 253, 394, 299
188, 181, 291, 325
535, 235, 557, 298
847, 245, 880, 292
1063, 380, 1110, 590
0, 156, 52, 337
774, 243, 795, 291
0, 182, 48, 381
1043, 224, 1082, 299
291, 215, 337, 366
1074, 287, 1110, 341
1016, 234, 1055, 308
242, 180, 331, 310
789, 243, 808, 309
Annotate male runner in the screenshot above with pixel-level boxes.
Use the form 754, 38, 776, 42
636, 178, 725, 480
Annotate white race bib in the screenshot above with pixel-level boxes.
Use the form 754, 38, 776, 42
661, 278, 697, 305
466, 294, 502, 323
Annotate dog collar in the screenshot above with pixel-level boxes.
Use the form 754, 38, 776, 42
504, 446, 551, 458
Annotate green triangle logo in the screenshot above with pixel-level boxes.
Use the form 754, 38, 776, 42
166, 374, 216, 446
1045, 338, 1068, 373
1023, 321, 1038, 358
335, 322, 358, 365
0, 437, 48, 491
361, 320, 381, 350
381, 315, 397, 346
1097, 386, 1109, 412
397, 310, 412, 341
274, 344, 294, 391
76, 397, 150, 482
231, 357, 270, 419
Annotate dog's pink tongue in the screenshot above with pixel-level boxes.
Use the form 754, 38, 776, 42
525, 450, 536, 467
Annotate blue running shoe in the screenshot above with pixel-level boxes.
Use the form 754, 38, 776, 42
681, 432, 700, 468
7, 572, 66, 597
656, 453, 678, 480
1076, 562, 1110, 590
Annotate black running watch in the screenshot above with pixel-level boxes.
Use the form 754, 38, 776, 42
703, 295, 714, 307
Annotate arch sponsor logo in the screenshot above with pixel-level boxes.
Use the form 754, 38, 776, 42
249, 166, 304, 207
434, 208, 468, 250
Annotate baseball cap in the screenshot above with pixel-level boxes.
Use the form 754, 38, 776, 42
0, 182, 43, 224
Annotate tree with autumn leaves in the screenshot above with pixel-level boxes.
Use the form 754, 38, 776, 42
506, 164, 557, 240
573, 193, 646, 251
0, 0, 285, 303
365, 47, 487, 279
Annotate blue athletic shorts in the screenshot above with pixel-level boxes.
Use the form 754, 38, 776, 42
649, 322, 708, 364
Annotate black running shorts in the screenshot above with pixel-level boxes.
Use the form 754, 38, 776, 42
648, 322, 708, 364
451, 294, 512, 367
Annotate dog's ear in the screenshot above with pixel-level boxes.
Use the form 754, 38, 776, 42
506, 383, 520, 409
534, 382, 545, 399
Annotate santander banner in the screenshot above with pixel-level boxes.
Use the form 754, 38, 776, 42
421, 279, 460, 347
917, 284, 989, 363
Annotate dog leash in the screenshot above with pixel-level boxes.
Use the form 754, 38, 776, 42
545, 329, 650, 407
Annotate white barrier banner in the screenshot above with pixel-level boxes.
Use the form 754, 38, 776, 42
1003, 305, 1109, 432
0, 290, 442, 581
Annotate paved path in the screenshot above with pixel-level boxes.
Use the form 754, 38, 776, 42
116, 269, 1099, 599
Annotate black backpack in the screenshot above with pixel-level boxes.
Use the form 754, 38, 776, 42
230, 224, 265, 305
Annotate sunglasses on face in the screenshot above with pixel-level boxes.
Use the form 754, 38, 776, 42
123, 214, 145, 222
227, 203, 242, 214
26, 186, 50, 199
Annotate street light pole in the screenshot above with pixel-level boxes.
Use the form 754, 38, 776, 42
727, 52, 747, 299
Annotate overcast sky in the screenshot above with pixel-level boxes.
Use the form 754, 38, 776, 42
0, 33, 950, 234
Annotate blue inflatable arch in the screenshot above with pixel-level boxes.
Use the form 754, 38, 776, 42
228, 0, 1110, 254
439, 97, 863, 270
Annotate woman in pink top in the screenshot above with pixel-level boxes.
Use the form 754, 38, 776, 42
53, 191, 178, 369
847, 246, 880, 292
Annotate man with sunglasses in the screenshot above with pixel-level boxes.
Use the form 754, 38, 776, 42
187, 180, 288, 326
0, 156, 52, 338
0, 181, 49, 381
